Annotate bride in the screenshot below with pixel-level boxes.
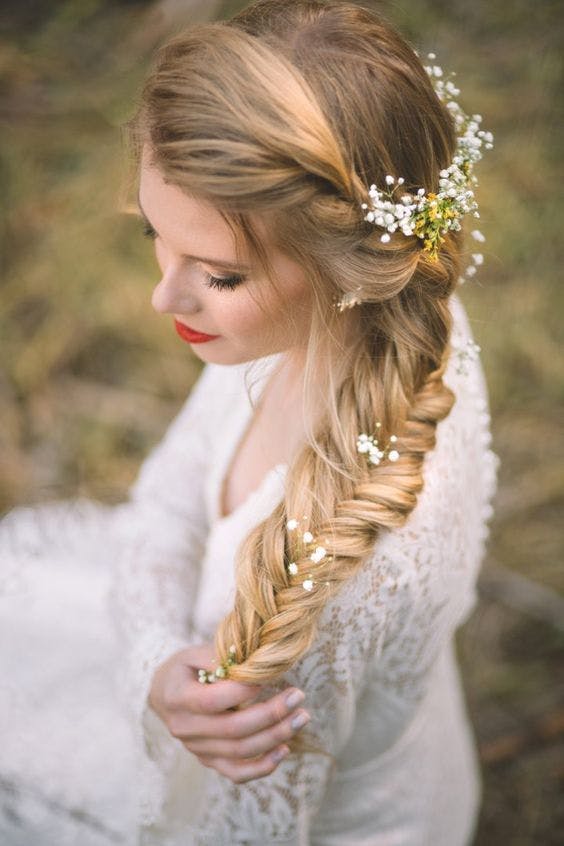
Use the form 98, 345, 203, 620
0, 1, 499, 844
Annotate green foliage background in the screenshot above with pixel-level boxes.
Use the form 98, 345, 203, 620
1, 1, 563, 843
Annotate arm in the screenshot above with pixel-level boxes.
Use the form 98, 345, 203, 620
107, 362, 221, 822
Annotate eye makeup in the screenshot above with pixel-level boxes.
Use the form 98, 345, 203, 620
140, 217, 247, 291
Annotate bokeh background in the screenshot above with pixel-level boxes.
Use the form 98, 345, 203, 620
1, 1, 563, 842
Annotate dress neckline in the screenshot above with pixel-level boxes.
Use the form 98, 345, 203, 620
211, 353, 288, 526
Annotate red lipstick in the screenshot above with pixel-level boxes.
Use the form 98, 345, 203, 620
174, 319, 220, 344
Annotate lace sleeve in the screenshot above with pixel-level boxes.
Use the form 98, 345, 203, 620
107, 362, 219, 823
161, 311, 499, 845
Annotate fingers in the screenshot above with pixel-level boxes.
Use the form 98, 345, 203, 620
186, 677, 264, 714
176, 643, 263, 713
176, 686, 306, 739
194, 745, 292, 784
183, 706, 311, 759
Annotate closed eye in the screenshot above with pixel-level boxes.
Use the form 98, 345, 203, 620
142, 220, 157, 239
141, 219, 245, 291
203, 272, 245, 291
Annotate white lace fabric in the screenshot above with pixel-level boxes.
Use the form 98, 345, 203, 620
0, 293, 499, 846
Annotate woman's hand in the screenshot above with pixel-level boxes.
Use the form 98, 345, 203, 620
148, 642, 310, 784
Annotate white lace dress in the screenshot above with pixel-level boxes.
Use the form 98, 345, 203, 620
0, 293, 499, 845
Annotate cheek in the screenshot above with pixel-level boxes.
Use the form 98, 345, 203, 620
211, 292, 275, 339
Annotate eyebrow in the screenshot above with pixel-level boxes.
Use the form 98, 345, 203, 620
136, 191, 251, 271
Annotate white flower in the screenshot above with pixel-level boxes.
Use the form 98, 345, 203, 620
286, 518, 299, 530
310, 546, 327, 563
303, 530, 314, 543
471, 229, 485, 242
361, 55, 492, 265
471, 253, 484, 265
288, 562, 298, 575
302, 578, 314, 591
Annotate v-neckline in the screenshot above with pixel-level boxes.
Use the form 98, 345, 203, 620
212, 353, 288, 526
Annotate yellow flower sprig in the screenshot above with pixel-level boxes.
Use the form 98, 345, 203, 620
361, 53, 493, 267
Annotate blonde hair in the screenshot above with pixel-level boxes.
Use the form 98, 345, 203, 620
125, 0, 462, 757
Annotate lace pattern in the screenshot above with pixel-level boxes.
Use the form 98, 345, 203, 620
121, 295, 499, 843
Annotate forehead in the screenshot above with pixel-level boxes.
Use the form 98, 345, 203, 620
138, 145, 285, 283
138, 152, 231, 238
140, 152, 283, 281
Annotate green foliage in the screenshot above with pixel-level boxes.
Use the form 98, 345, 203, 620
1, 4, 563, 838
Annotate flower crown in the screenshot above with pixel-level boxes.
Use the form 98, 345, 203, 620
361, 53, 493, 281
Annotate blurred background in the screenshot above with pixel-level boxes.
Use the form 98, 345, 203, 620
0, 0, 562, 842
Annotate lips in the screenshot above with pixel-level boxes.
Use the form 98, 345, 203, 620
174, 319, 220, 344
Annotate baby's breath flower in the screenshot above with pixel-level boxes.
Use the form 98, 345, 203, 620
357, 427, 400, 466
310, 546, 327, 563
362, 54, 493, 269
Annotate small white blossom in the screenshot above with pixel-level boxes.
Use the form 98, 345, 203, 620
286, 518, 299, 530
361, 56, 492, 267
288, 562, 298, 575
302, 578, 314, 592
471, 229, 485, 242
310, 546, 327, 563
303, 530, 314, 543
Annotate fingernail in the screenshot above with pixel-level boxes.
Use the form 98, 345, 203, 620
291, 710, 310, 730
285, 689, 305, 710
272, 746, 289, 763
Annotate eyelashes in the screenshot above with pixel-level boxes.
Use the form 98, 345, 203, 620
141, 219, 245, 292
203, 271, 245, 291
142, 220, 157, 239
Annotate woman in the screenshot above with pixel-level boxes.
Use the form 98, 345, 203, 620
0, 1, 499, 844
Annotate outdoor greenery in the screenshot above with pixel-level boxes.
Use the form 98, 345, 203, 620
1, 1, 562, 842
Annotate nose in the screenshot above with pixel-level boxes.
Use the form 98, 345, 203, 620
151, 269, 200, 315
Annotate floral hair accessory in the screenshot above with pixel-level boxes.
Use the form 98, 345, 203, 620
361, 53, 493, 272
286, 516, 332, 592
198, 644, 238, 684
333, 286, 364, 312
357, 422, 400, 465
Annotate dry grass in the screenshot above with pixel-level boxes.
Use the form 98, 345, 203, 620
1, 1, 563, 842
